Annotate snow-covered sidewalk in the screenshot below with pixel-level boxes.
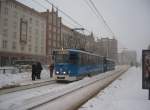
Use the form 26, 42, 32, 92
0, 66, 52, 89
79, 67, 150, 110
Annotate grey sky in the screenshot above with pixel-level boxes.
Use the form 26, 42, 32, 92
17, 0, 150, 61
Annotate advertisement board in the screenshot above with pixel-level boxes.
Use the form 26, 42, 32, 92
142, 50, 150, 89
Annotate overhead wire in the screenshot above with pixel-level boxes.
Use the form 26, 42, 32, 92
88, 0, 115, 38
45, 0, 84, 28
85, 0, 127, 49
84, 0, 100, 20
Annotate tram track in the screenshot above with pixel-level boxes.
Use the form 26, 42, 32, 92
12, 66, 129, 110
0, 80, 56, 95
0, 81, 67, 110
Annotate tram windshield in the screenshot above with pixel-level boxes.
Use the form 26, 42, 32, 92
54, 50, 78, 64
55, 54, 69, 63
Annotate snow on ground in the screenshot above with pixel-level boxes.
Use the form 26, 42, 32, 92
0, 65, 120, 89
79, 67, 150, 110
0, 83, 66, 110
0, 66, 51, 88
0, 66, 124, 110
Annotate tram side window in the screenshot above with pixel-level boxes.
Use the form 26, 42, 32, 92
89, 55, 92, 65
79, 53, 88, 66
69, 53, 78, 64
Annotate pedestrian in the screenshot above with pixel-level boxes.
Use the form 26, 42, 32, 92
36, 62, 43, 79
32, 63, 37, 81
49, 63, 54, 78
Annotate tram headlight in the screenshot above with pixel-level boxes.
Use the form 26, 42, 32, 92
56, 71, 59, 74
63, 71, 66, 75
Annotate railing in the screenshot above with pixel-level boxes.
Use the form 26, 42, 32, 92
0, 68, 16, 74
0, 67, 31, 74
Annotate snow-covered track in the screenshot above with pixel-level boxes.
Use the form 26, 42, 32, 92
13, 66, 129, 110
0, 80, 56, 95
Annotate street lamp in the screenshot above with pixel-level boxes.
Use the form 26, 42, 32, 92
71, 28, 85, 31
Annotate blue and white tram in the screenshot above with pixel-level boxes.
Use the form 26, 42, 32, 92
53, 49, 115, 81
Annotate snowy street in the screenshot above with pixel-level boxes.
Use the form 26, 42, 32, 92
0, 66, 127, 110
79, 67, 150, 110
0, 66, 149, 110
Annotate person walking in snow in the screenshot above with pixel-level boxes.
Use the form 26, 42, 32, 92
36, 62, 43, 79
32, 63, 37, 81
49, 63, 54, 78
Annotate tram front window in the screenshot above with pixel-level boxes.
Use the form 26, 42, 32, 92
55, 54, 69, 63
55, 53, 78, 64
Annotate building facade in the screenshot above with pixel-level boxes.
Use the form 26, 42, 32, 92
85, 33, 95, 52
0, 0, 46, 66
97, 38, 118, 63
0, 0, 118, 66
61, 24, 87, 51
42, 7, 61, 64
118, 50, 137, 65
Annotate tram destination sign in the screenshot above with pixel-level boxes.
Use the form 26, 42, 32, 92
142, 50, 150, 89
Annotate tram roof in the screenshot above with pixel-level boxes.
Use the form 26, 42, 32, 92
53, 48, 115, 62
53, 48, 103, 57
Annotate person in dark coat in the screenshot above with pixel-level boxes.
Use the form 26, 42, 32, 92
32, 63, 37, 80
49, 63, 54, 78
36, 62, 43, 79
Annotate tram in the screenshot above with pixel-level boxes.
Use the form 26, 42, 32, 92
53, 49, 115, 81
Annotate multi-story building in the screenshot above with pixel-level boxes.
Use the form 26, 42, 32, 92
97, 38, 118, 63
42, 7, 61, 64
61, 24, 73, 49
61, 24, 87, 50
0, 0, 118, 66
85, 33, 95, 52
118, 50, 137, 65
0, 0, 46, 66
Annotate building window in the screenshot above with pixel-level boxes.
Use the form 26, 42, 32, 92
2, 40, 8, 49
41, 23, 45, 29
49, 25, 52, 30
53, 42, 56, 47
29, 47, 31, 52
13, 21, 17, 29
3, 18, 8, 26
4, 7, 8, 15
36, 20, 39, 26
35, 46, 38, 53
13, 32, 17, 39
41, 47, 44, 53
14, 11, 18, 18
12, 41, 16, 50
3, 29, 8, 37
28, 44, 32, 52
29, 27, 32, 34
20, 18, 28, 43
29, 17, 32, 24
21, 46, 24, 51
35, 29, 39, 35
